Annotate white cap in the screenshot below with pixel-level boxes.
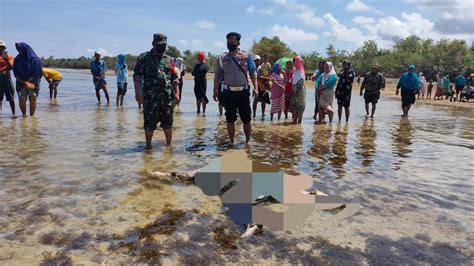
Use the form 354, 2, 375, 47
254, 55, 261, 60
0, 40, 6, 47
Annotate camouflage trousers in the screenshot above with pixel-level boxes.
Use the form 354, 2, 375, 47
143, 97, 173, 130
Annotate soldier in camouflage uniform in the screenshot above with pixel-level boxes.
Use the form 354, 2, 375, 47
360, 64, 385, 118
133, 33, 179, 149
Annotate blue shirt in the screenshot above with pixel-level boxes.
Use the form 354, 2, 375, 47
455, 75, 466, 86
318, 73, 337, 90
115, 63, 128, 84
397, 72, 420, 90
90, 59, 108, 76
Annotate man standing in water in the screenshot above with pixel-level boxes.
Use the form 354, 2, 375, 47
133, 33, 180, 149
213, 32, 257, 145
0, 40, 15, 115
396, 65, 420, 117
360, 64, 385, 118
90, 51, 110, 105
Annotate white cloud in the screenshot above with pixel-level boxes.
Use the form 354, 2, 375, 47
346, 0, 383, 15
246, 4, 274, 15
86, 47, 110, 56
352, 16, 376, 25
213, 41, 225, 48
195, 20, 216, 30
271, 24, 319, 44
272, 0, 325, 27
178, 39, 203, 49
323, 13, 366, 45
178, 39, 189, 46
407, 0, 474, 34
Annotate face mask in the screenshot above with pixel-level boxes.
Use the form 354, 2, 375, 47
154, 44, 167, 54
227, 43, 238, 52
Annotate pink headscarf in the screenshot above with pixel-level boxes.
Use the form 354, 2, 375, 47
322, 62, 336, 85
292, 56, 305, 85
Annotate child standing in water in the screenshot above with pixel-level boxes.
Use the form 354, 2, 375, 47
427, 80, 433, 100
114, 54, 128, 106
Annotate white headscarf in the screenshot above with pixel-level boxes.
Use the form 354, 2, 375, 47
322, 62, 336, 85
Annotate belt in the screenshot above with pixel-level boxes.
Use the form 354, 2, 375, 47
222, 84, 250, 91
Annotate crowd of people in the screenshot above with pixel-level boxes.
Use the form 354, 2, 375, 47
1, 34, 473, 148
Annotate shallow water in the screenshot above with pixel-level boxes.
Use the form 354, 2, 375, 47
0, 69, 473, 264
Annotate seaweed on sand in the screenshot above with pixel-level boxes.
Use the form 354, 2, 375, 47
40, 251, 73, 266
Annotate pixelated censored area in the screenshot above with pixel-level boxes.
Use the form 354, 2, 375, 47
194, 150, 317, 230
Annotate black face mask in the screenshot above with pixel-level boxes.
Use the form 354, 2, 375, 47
154, 44, 167, 54
227, 43, 238, 52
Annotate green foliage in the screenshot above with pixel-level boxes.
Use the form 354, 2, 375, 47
251, 36, 295, 64
165, 45, 181, 58
41, 36, 473, 79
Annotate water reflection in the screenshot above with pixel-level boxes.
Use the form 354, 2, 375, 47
330, 124, 349, 176
308, 125, 333, 172
356, 118, 377, 168
392, 118, 414, 169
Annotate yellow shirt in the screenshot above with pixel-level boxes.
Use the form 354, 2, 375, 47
42, 68, 63, 80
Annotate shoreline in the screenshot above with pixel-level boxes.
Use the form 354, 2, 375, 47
57, 68, 474, 109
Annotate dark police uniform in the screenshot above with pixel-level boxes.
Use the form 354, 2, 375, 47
214, 50, 256, 124
133, 34, 178, 131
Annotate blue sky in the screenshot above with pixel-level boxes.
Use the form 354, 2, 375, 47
1, 0, 472, 58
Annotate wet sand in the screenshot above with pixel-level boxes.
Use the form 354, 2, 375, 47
2, 69, 472, 264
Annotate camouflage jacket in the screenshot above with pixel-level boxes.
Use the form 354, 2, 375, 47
361, 72, 385, 92
133, 50, 178, 101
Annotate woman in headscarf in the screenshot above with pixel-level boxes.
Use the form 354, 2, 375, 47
191, 52, 209, 114
270, 63, 285, 121
13, 42, 42, 116
114, 54, 128, 106
418, 72, 426, 99
317, 62, 337, 123
311, 61, 326, 121
291, 56, 306, 124
335, 60, 355, 123
434, 74, 444, 100
283, 60, 294, 120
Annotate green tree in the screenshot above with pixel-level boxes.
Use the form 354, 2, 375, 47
165, 45, 181, 58
251, 36, 295, 64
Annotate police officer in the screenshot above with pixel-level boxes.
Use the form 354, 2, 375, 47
133, 33, 180, 149
213, 32, 257, 145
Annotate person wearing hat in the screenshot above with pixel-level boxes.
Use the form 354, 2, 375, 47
213, 32, 257, 145
253, 53, 271, 119
0, 40, 16, 115
396, 64, 421, 117
133, 33, 180, 149
360, 64, 385, 118
90, 51, 110, 105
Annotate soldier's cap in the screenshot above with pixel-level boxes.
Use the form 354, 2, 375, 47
153, 33, 167, 44
372, 64, 380, 69
226, 32, 241, 41
0, 40, 6, 47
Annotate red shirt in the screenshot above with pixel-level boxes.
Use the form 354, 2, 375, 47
285, 71, 293, 93
0, 55, 14, 73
